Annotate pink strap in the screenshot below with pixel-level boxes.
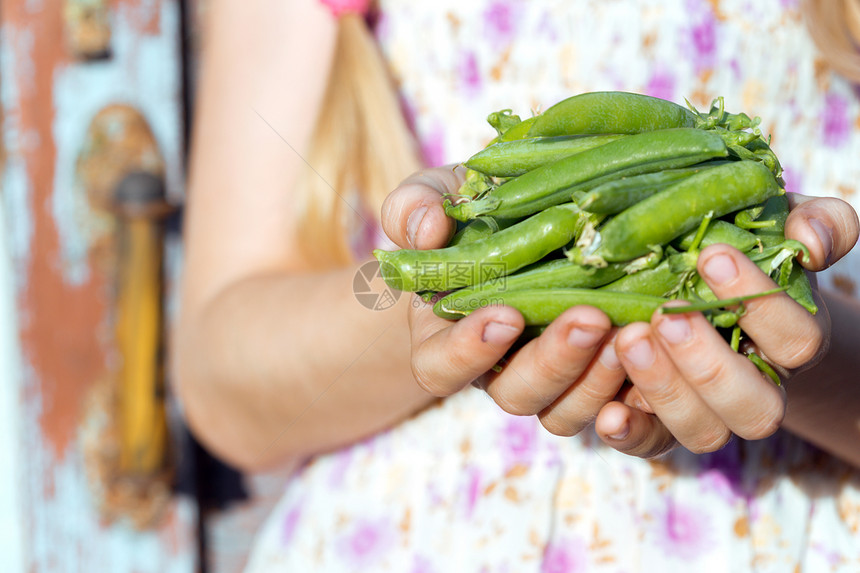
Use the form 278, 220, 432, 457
320, 0, 371, 17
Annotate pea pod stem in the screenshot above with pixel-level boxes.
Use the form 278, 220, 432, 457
660, 286, 787, 314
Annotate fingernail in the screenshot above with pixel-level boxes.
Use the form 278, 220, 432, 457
657, 315, 692, 345
702, 253, 738, 286
482, 321, 520, 345
809, 218, 833, 266
599, 343, 622, 370
567, 326, 604, 349
625, 338, 655, 369
608, 421, 630, 441
406, 205, 429, 248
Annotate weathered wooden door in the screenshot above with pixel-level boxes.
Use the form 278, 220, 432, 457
1, 1, 197, 570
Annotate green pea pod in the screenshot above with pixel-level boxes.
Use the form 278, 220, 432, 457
588, 161, 782, 264
435, 288, 670, 326
527, 92, 698, 137
579, 164, 720, 214
447, 216, 516, 247
784, 263, 818, 315
434, 251, 661, 320
598, 258, 686, 298
750, 195, 790, 248
673, 220, 759, 252
734, 203, 776, 229
466, 134, 626, 178
374, 203, 581, 292
445, 128, 729, 221
498, 115, 538, 142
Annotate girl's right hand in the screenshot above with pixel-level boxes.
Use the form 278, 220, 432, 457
381, 167, 632, 438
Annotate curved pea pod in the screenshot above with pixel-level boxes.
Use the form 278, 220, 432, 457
447, 216, 516, 247
578, 165, 718, 214
527, 92, 698, 137
497, 115, 538, 142
374, 204, 581, 292
673, 220, 759, 252
435, 288, 670, 326
433, 251, 661, 320
598, 258, 685, 298
445, 128, 729, 221
588, 160, 782, 264
466, 134, 627, 178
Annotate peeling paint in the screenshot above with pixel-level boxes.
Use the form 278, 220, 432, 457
1, 0, 195, 569
51, 2, 182, 286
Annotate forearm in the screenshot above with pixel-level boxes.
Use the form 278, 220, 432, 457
175, 265, 433, 471
782, 288, 860, 468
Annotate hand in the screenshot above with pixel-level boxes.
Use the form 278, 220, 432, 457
594, 193, 860, 458
381, 166, 633, 436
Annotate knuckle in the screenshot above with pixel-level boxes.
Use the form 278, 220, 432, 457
685, 357, 730, 392
688, 426, 732, 454
531, 351, 572, 386
410, 360, 446, 397
737, 405, 785, 441
539, 406, 591, 437
492, 388, 534, 417
539, 412, 580, 437
627, 433, 676, 459
776, 329, 825, 370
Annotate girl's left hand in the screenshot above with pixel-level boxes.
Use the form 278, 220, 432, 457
594, 194, 859, 458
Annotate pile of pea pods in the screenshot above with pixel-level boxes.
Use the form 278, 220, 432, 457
374, 92, 816, 383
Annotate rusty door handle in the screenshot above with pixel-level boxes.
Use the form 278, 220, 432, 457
112, 171, 174, 477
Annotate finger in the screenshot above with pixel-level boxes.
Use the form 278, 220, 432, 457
786, 194, 860, 270
537, 328, 627, 436
698, 243, 826, 369
409, 296, 524, 397
595, 400, 677, 459
651, 302, 786, 441
615, 322, 733, 454
380, 166, 465, 250
479, 306, 610, 417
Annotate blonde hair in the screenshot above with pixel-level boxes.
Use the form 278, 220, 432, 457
298, 5, 860, 266
803, 0, 860, 83
296, 14, 420, 268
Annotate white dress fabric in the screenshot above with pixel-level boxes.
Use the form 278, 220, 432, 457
245, 0, 860, 571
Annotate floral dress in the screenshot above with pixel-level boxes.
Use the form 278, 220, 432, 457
245, 0, 860, 571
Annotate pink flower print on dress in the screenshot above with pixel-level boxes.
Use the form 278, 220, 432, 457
463, 465, 482, 519
645, 69, 676, 102
459, 51, 483, 99
411, 554, 438, 573
280, 503, 302, 548
821, 92, 851, 148
540, 537, 587, 573
780, 166, 803, 194
652, 499, 713, 560
420, 121, 447, 167
336, 517, 398, 568
686, 0, 717, 74
500, 416, 538, 470
483, 0, 518, 46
